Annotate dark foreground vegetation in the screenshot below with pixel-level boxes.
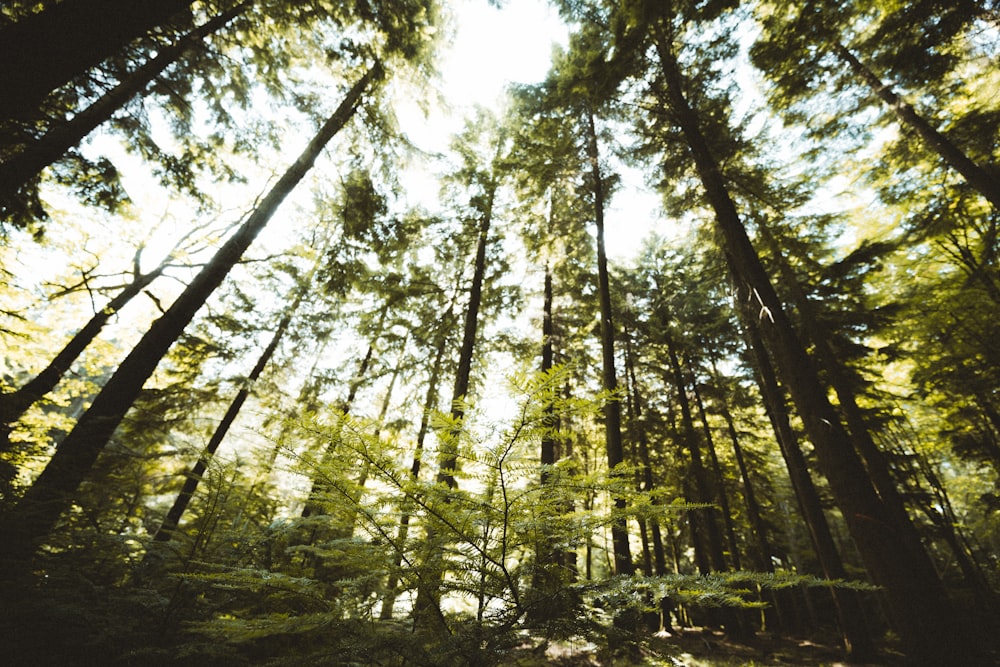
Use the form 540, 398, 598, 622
2, 0, 999, 665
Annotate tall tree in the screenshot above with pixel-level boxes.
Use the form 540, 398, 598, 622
0, 226, 215, 447
0, 64, 384, 563
639, 6, 980, 661
751, 0, 1000, 210
0, 2, 249, 212
0, 0, 196, 119
742, 316, 876, 657
414, 110, 507, 628
148, 262, 317, 546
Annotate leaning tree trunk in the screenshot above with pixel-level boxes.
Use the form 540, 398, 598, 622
150, 278, 309, 546
742, 318, 876, 659
0, 0, 197, 119
755, 221, 926, 545
831, 41, 1000, 211
652, 23, 978, 664
0, 64, 382, 564
0, 1, 249, 204
0, 256, 167, 444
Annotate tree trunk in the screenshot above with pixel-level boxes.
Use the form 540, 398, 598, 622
533, 263, 563, 581
0, 258, 166, 441
664, 335, 728, 573
653, 24, 975, 663
0, 64, 381, 563
585, 104, 633, 578
623, 321, 667, 575
540, 264, 555, 475
711, 359, 795, 633
380, 311, 451, 621
150, 282, 306, 545
754, 220, 923, 544
415, 174, 497, 630
831, 41, 1000, 211
742, 318, 876, 658
689, 372, 743, 571
0, 0, 197, 119
300, 325, 381, 519
0, 2, 249, 203
437, 182, 495, 488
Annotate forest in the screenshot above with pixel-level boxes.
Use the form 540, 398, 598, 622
1, 0, 999, 665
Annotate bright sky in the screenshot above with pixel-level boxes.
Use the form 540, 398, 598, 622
399, 0, 663, 260
444, 0, 568, 108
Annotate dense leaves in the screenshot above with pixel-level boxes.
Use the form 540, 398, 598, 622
1, 0, 998, 665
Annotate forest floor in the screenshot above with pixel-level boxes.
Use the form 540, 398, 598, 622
503, 627, 906, 666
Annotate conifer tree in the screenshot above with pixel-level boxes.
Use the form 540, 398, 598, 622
0, 64, 384, 563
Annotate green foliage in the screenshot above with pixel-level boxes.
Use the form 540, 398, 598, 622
113, 370, 861, 666
4, 0, 1000, 664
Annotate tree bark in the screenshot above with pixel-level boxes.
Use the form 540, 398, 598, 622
0, 257, 167, 442
437, 182, 495, 489
150, 283, 305, 545
754, 221, 923, 538
652, 23, 976, 664
415, 173, 497, 630
585, 104, 633, 577
742, 318, 875, 658
832, 41, 1000, 211
0, 0, 197, 119
690, 372, 743, 571
0, 2, 249, 203
664, 335, 728, 573
623, 321, 667, 576
0, 64, 381, 563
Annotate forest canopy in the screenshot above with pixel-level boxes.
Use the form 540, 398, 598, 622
1, 1, 999, 665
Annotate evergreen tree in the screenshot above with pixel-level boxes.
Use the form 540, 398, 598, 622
0, 63, 385, 564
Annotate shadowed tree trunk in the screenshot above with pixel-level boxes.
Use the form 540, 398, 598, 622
585, 104, 634, 578
689, 372, 742, 571
742, 318, 875, 657
0, 2, 249, 204
651, 21, 972, 662
664, 335, 728, 574
0, 0, 197, 119
437, 182, 495, 488
831, 41, 1000, 211
0, 64, 382, 564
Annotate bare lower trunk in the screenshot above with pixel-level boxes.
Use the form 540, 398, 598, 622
653, 23, 975, 663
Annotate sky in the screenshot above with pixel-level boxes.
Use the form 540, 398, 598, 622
398, 0, 664, 260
